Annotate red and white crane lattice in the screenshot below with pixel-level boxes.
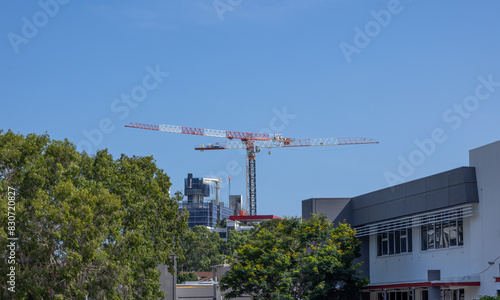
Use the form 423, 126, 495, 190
125, 122, 378, 216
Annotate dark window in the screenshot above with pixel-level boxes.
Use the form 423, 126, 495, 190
382, 232, 388, 255
377, 227, 412, 256
389, 231, 395, 255
421, 290, 428, 300
408, 228, 413, 252
377, 233, 382, 256
378, 291, 411, 300
395, 230, 401, 253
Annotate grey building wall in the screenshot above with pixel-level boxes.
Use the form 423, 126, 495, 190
355, 235, 370, 280
350, 167, 478, 227
301, 167, 480, 285
469, 140, 500, 296
302, 198, 352, 224
158, 261, 176, 300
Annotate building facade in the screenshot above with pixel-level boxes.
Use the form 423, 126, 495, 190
181, 173, 234, 228
302, 140, 500, 300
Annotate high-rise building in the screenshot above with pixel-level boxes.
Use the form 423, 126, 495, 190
184, 173, 210, 203
229, 195, 243, 213
180, 173, 234, 228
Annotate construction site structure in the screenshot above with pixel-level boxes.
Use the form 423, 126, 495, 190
202, 177, 222, 205
184, 173, 210, 203
182, 173, 233, 228
229, 195, 243, 215
125, 122, 378, 216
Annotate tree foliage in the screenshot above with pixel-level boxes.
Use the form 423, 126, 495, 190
178, 226, 226, 272
0, 130, 190, 299
221, 229, 251, 259
177, 225, 252, 273
177, 272, 198, 283
220, 215, 368, 300
476, 296, 500, 300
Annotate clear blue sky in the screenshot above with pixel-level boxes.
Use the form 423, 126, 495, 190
2, 1, 500, 218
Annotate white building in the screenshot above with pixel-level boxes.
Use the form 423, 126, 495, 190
302, 140, 500, 300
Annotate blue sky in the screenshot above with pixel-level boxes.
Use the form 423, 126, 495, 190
2, 0, 500, 218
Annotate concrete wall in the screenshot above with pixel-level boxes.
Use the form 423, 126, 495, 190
469, 140, 500, 296
368, 218, 474, 285
302, 198, 352, 224
158, 262, 176, 300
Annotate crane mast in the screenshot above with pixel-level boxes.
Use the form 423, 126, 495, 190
246, 143, 258, 216
125, 122, 378, 215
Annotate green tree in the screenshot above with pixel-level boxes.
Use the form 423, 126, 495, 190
0, 130, 190, 299
177, 272, 198, 283
220, 215, 368, 300
216, 217, 227, 228
476, 296, 500, 300
178, 226, 225, 272
221, 229, 251, 258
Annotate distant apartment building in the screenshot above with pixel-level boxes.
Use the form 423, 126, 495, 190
180, 173, 235, 228
303, 140, 500, 300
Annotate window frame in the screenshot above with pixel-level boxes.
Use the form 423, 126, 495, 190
421, 217, 464, 251
377, 227, 413, 257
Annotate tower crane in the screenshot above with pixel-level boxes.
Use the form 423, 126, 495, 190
125, 122, 379, 216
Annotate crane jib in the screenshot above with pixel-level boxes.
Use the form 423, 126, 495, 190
125, 121, 378, 216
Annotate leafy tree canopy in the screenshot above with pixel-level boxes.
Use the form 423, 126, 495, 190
221, 228, 251, 259
220, 215, 368, 300
178, 226, 226, 272
0, 130, 190, 299
177, 272, 198, 284
476, 296, 500, 300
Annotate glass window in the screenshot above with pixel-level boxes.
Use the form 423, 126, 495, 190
408, 228, 413, 252
382, 232, 388, 256
395, 230, 401, 253
389, 231, 395, 255
421, 226, 428, 250
377, 227, 412, 256
427, 224, 435, 250
458, 219, 464, 246
377, 233, 382, 256
379, 291, 411, 300
449, 220, 457, 247
421, 290, 428, 300
421, 218, 464, 251
442, 221, 450, 248
435, 223, 442, 249
441, 288, 464, 300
